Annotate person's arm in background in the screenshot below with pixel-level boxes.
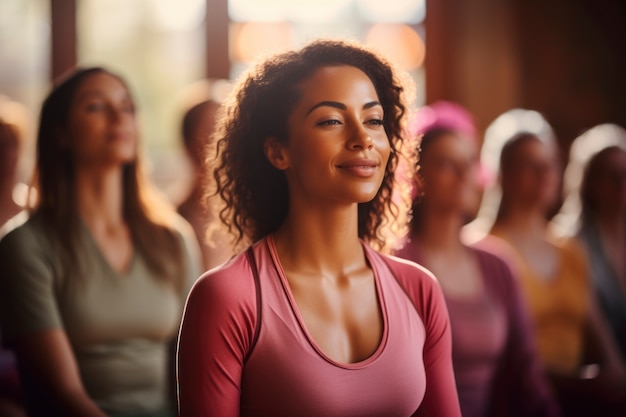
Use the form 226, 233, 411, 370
582, 294, 626, 402
12, 331, 108, 417
570, 238, 625, 401
0, 228, 107, 417
546, 238, 626, 415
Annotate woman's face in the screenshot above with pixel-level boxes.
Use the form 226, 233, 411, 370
420, 132, 480, 215
501, 136, 560, 210
270, 65, 391, 206
65, 72, 138, 168
586, 147, 626, 214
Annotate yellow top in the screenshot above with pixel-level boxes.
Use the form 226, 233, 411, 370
491, 234, 589, 375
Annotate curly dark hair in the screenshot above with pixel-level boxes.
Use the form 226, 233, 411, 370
208, 39, 414, 250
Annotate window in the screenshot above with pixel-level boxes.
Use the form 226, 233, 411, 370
0, 0, 50, 183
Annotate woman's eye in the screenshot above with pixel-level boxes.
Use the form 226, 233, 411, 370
366, 118, 384, 126
317, 119, 342, 126
438, 159, 456, 170
85, 102, 105, 112
121, 103, 135, 113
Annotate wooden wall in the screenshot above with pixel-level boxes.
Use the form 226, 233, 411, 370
425, 0, 626, 150
51, 0, 626, 152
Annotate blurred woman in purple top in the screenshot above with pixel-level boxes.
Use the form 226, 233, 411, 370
394, 101, 560, 417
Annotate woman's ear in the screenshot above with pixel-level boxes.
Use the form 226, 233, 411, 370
264, 137, 289, 170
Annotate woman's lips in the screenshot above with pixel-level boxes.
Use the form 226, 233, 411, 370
336, 159, 379, 177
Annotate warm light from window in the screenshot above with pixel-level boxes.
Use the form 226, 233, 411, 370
231, 22, 294, 63
357, 0, 425, 23
364, 24, 425, 70
229, 0, 352, 23
153, 0, 206, 31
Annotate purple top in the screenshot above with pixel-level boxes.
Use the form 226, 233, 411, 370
395, 239, 560, 417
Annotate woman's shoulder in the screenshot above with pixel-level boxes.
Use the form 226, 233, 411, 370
0, 211, 50, 256
0, 209, 29, 239
470, 239, 518, 277
549, 234, 585, 255
549, 235, 590, 280
368, 249, 453, 343
367, 247, 442, 301
467, 241, 527, 307
186, 248, 257, 308
379, 251, 437, 283
182, 247, 259, 341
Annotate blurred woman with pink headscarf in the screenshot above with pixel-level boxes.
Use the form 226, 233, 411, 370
394, 101, 559, 417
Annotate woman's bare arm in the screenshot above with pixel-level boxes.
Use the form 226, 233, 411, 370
583, 294, 626, 400
13, 329, 108, 417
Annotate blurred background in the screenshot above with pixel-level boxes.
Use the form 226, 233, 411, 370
1, 0, 624, 201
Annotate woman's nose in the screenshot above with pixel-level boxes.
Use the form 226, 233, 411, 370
107, 104, 130, 124
347, 123, 374, 150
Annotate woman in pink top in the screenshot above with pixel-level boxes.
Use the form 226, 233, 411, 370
394, 102, 559, 417
177, 40, 461, 417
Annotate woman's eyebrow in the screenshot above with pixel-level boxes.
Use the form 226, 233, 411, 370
306, 100, 381, 115
306, 101, 346, 115
363, 101, 382, 110
74, 91, 104, 102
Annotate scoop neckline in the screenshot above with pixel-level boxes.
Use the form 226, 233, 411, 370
265, 235, 389, 370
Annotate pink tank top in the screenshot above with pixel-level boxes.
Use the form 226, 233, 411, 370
178, 236, 460, 417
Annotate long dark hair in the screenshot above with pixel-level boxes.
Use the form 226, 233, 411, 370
34, 67, 183, 283
580, 146, 624, 220
408, 127, 456, 236
208, 39, 413, 251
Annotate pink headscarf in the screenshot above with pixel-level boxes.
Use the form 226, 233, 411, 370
409, 101, 488, 191
410, 101, 476, 140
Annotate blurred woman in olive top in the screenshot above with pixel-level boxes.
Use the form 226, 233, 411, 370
468, 109, 626, 417
0, 67, 201, 417
395, 101, 559, 417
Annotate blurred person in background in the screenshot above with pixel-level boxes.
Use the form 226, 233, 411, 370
0, 67, 201, 417
395, 101, 559, 417
0, 120, 22, 229
177, 97, 234, 270
467, 109, 626, 416
552, 124, 626, 365
0, 110, 27, 417
0, 95, 31, 235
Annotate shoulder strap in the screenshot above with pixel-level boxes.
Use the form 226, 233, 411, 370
379, 255, 422, 318
244, 246, 263, 363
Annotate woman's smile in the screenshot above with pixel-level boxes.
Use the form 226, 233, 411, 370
275, 65, 391, 204
336, 158, 380, 178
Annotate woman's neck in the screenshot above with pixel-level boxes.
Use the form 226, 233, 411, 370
75, 166, 125, 230
412, 206, 464, 255
179, 178, 204, 211
495, 204, 547, 243
410, 206, 484, 297
273, 201, 364, 278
